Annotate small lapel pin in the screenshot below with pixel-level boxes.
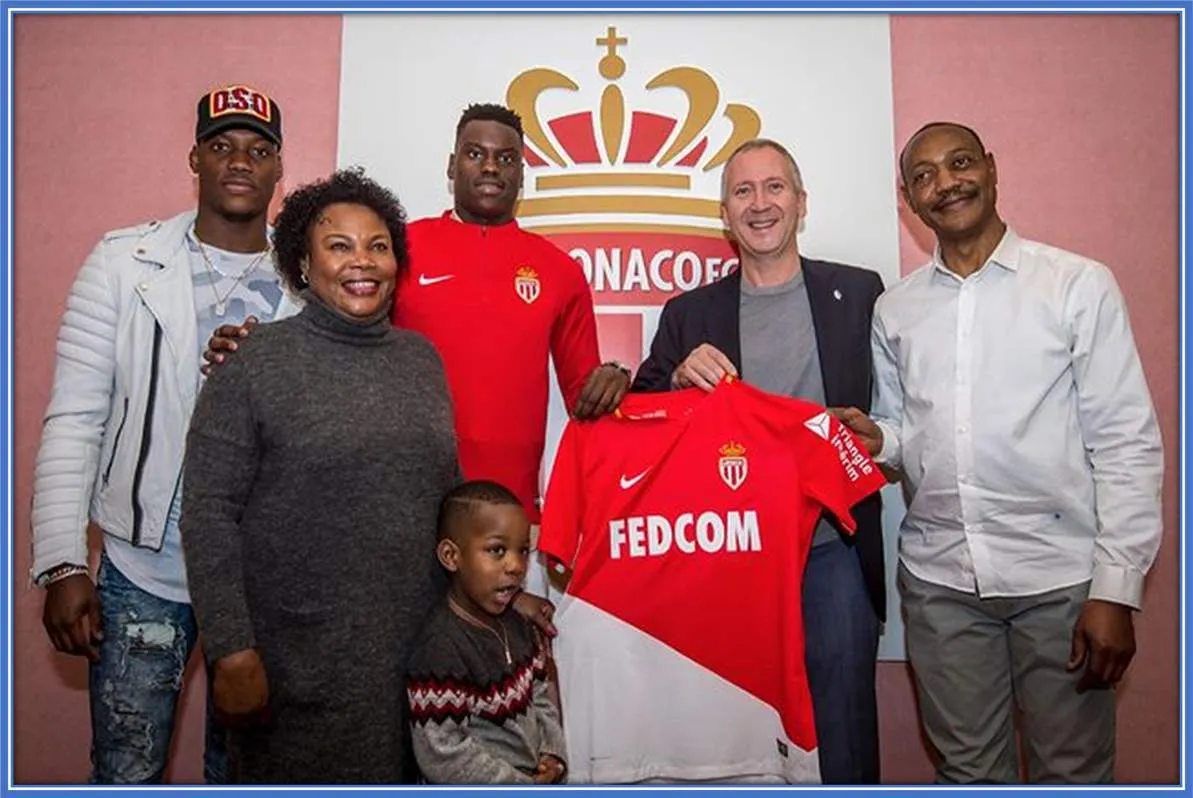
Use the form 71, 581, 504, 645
833, 289, 843, 301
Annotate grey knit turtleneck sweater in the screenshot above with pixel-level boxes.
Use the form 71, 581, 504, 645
181, 290, 458, 784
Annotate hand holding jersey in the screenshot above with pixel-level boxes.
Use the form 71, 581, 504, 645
670, 343, 739, 391
829, 407, 883, 457
572, 363, 632, 420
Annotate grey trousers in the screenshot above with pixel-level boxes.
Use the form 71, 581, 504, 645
899, 563, 1116, 784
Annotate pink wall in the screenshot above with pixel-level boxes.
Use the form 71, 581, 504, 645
883, 14, 1180, 783
12, 13, 1180, 785
12, 15, 343, 783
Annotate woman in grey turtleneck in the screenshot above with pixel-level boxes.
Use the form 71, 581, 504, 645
181, 169, 457, 784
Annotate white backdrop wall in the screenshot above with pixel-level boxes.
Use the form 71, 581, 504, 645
339, 14, 909, 659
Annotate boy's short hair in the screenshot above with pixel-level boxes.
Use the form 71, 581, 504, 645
437, 480, 523, 542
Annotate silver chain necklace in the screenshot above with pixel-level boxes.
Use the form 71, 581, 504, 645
193, 228, 271, 317
448, 595, 512, 666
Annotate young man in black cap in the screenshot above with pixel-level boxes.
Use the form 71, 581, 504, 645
30, 84, 285, 783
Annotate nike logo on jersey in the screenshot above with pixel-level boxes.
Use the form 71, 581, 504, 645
418, 273, 454, 286
619, 469, 651, 490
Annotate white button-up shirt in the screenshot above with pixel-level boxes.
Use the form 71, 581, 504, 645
871, 228, 1162, 608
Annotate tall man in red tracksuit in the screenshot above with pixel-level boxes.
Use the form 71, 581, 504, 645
396, 103, 629, 526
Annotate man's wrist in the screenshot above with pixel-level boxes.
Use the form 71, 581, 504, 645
1085, 597, 1137, 613
602, 360, 631, 380
36, 563, 89, 589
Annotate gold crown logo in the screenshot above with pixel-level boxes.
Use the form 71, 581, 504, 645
507, 26, 761, 227
516, 265, 539, 279
718, 441, 747, 458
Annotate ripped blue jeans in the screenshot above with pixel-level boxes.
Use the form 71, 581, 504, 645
89, 552, 226, 784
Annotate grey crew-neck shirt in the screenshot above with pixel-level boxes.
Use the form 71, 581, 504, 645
740, 269, 838, 547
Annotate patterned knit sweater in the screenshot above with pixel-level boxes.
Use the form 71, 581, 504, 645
407, 601, 567, 783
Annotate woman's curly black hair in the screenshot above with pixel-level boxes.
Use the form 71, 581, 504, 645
271, 167, 409, 294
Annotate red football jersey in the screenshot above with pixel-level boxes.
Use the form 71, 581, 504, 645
394, 213, 601, 520
538, 378, 886, 783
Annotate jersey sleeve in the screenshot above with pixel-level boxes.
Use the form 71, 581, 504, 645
795, 410, 886, 534
538, 420, 585, 568
548, 250, 602, 410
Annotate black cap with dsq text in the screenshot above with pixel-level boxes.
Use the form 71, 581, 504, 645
195, 85, 282, 148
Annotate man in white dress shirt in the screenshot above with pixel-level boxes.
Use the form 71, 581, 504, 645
836, 121, 1163, 783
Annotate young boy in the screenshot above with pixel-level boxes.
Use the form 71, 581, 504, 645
407, 480, 568, 784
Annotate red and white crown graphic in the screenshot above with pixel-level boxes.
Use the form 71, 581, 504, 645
506, 26, 762, 230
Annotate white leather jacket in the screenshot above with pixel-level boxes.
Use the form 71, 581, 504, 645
31, 211, 205, 581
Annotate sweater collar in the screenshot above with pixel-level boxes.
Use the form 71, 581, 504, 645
297, 288, 393, 345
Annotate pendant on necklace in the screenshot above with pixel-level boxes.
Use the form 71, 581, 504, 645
214, 302, 226, 317
505, 648, 512, 666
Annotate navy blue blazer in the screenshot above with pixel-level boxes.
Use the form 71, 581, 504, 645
632, 258, 887, 619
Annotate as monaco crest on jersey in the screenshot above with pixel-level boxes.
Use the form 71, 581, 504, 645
515, 266, 541, 304
717, 441, 748, 491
